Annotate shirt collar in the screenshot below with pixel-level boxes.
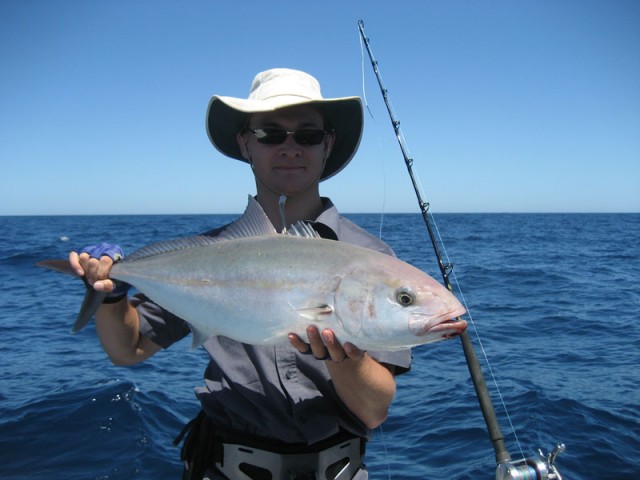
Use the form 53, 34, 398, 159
314, 197, 341, 238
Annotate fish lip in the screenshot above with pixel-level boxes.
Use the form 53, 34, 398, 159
429, 318, 468, 338
410, 315, 468, 338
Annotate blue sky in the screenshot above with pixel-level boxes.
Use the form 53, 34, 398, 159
1, 0, 638, 215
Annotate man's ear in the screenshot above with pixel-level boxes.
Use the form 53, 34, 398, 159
237, 132, 250, 159
323, 131, 335, 160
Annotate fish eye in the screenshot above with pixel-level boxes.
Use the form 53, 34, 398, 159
395, 288, 415, 307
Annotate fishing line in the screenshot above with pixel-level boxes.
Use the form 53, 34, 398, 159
386, 71, 528, 461
376, 424, 393, 480
357, 21, 566, 479
433, 226, 527, 462
359, 30, 387, 240
357, 20, 519, 465
361, 39, 394, 479
411, 165, 526, 459
359, 32, 373, 118
360, 83, 525, 459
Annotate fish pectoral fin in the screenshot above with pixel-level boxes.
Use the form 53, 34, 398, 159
189, 325, 211, 350
295, 304, 334, 321
71, 289, 108, 333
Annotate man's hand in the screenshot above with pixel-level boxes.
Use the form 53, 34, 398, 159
69, 242, 124, 292
69, 243, 130, 303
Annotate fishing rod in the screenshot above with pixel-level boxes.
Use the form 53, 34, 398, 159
357, 20, 565, 480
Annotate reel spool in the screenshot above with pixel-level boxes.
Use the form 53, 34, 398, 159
496, 444, 565, 480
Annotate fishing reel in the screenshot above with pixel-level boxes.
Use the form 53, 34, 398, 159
496, 443, 565, 480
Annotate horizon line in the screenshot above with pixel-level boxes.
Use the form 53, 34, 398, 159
1, 211, 638, 217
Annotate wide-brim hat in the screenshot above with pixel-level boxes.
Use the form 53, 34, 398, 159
206, 68, 363, 181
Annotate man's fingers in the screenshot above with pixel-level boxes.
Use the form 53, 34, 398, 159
321, 329, 349, 362
288, 333, 308, 352
289, 328, 358, 363
69, 251, 114, 289
306, 326, 328, 359
68, 251, 84, 277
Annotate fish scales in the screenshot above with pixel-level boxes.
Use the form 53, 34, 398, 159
111, 236, 374, 347
110, 234, 465, 351
37, 197, 467, 350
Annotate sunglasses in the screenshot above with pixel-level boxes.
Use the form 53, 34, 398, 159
247, 128, 332, 146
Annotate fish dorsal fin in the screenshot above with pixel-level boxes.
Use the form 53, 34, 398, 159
126, 235, 221, 261
285, 221, 322, 239
127, 197, 276, 261
216, 195, 278, 241
126, 196, 322, 263
218, 196, 321, 240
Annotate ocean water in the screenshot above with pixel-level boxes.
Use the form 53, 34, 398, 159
0, 212, 638, 479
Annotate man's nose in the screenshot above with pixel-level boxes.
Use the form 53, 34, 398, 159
279, 134, 302, 155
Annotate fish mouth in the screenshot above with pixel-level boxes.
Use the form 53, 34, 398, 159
429, 318, 468, 339
410, 315, 468, 339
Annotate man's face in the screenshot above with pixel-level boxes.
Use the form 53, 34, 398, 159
237, 105, 334, 197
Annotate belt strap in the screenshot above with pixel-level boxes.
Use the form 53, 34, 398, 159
217, 436, 363, 480
175, 411, 365, 480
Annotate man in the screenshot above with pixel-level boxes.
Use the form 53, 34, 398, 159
71, 68, 411, 479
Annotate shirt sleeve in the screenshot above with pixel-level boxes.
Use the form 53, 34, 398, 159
133, 293, 191, 349
367, 349, 412, 375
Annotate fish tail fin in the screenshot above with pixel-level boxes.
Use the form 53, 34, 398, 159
37, 259, 106, 333
72, 289, 108, 333
36, 259, 76, 276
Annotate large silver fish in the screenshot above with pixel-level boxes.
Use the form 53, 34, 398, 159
38, 197, 466, 351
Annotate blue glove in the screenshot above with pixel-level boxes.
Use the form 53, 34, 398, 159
79, 242, 130, 304
80, 242, 125, 262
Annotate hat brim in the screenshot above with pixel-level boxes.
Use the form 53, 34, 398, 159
206, 95, 363, 181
